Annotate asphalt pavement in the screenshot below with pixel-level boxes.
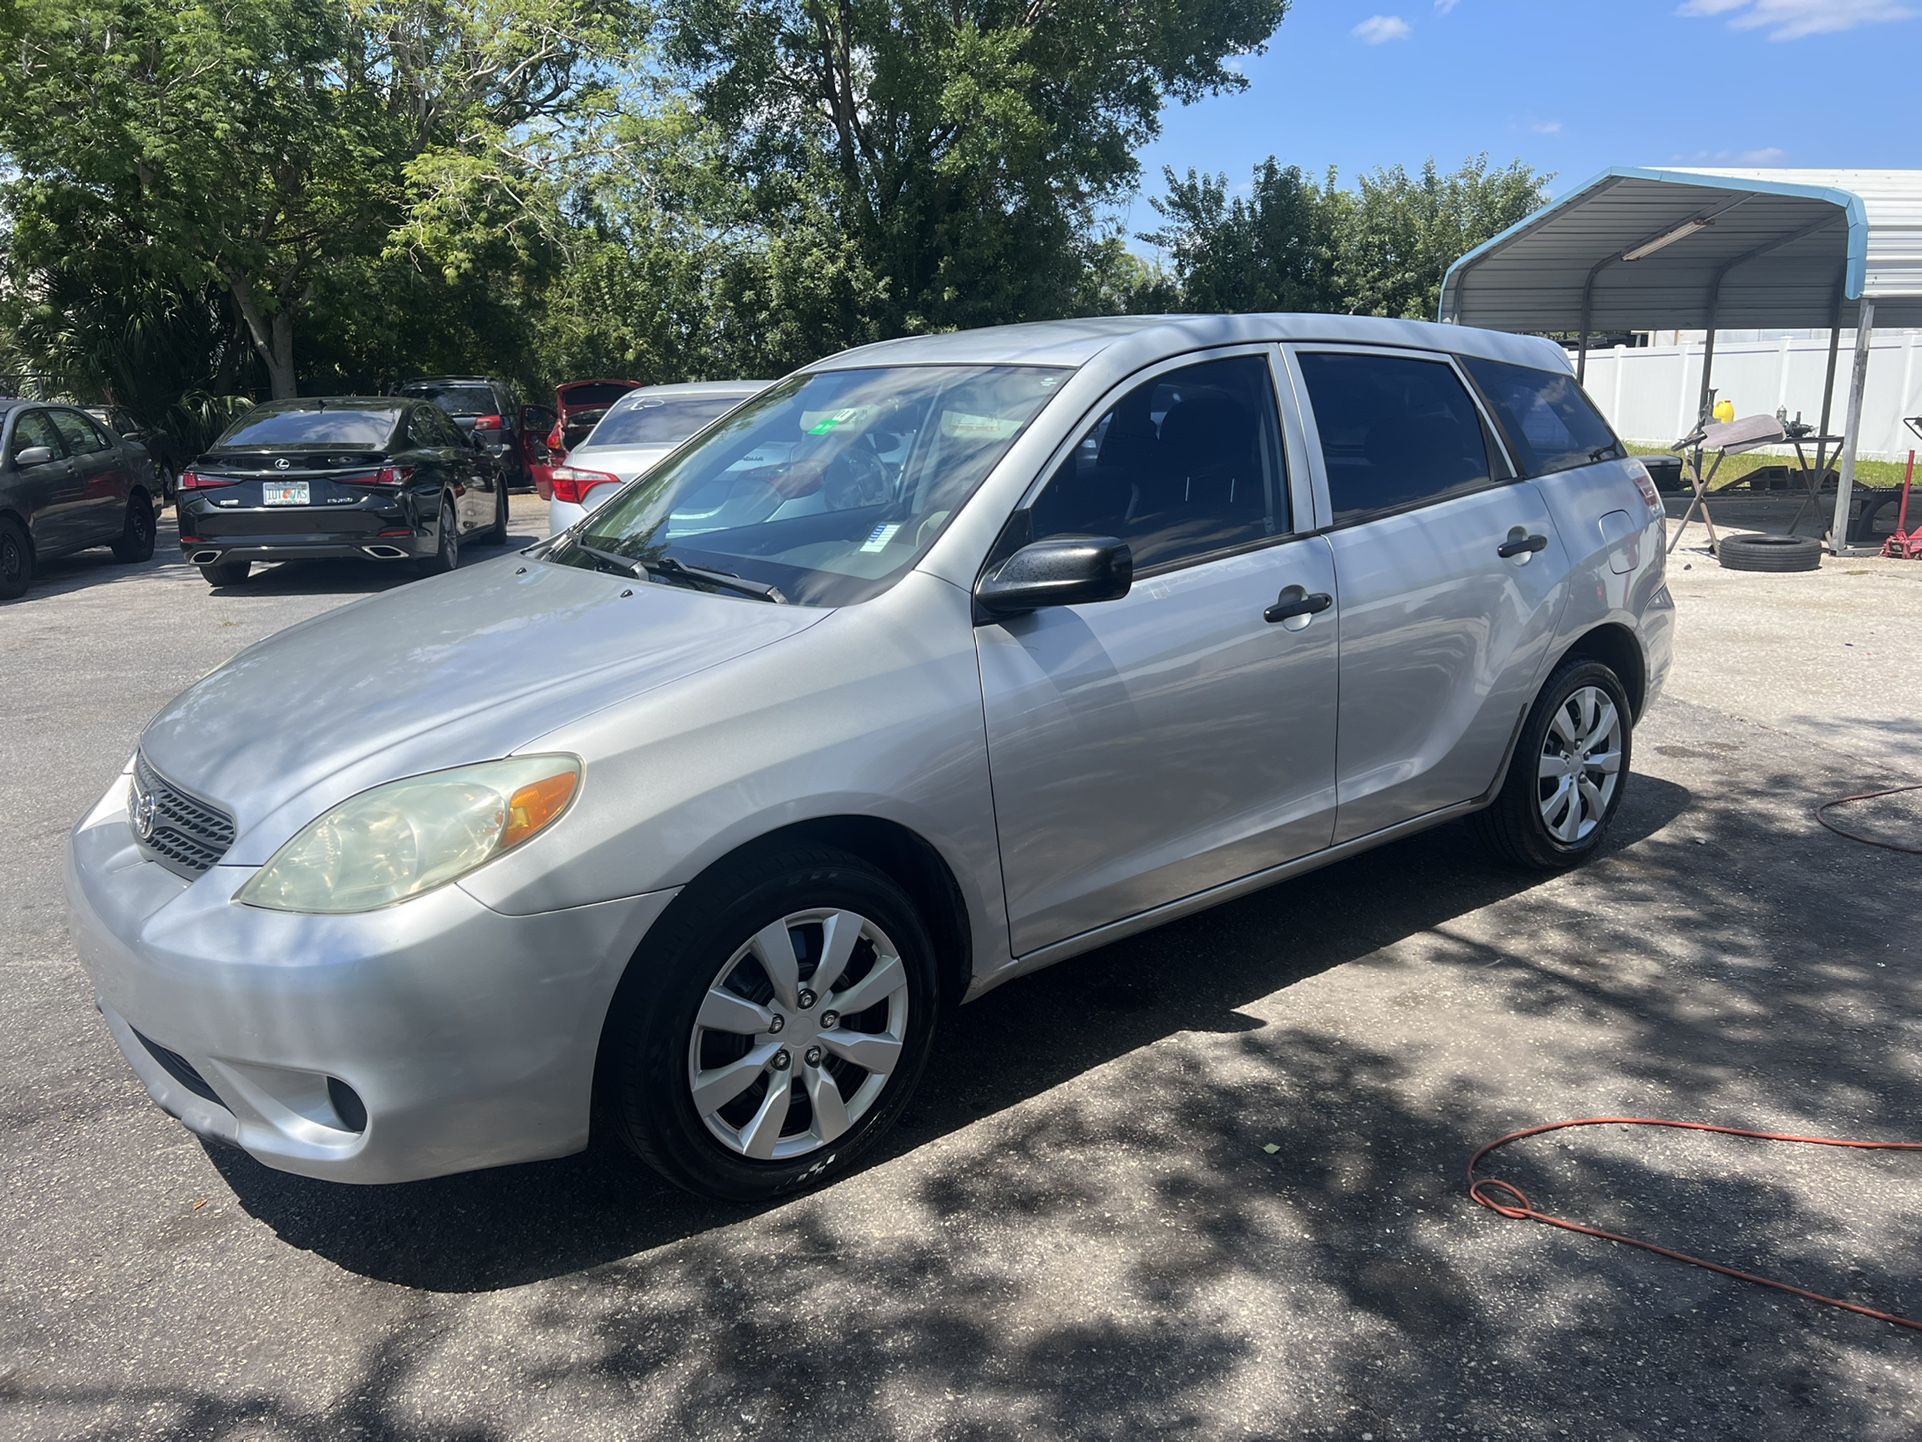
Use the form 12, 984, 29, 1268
3, 503, 1920, 1440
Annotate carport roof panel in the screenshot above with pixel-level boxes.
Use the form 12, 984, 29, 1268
1439, 167, 1922, 333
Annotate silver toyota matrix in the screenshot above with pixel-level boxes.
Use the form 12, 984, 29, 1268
68, 315, 1673, 1200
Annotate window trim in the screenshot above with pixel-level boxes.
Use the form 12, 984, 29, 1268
1457, 355, 1626, 481
1280, 343, 1522, 533
7, 409, 69, 466
983, 343, 1306, 586
49, 407, 112, 456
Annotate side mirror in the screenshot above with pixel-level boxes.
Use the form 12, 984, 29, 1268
12, 445, 54, 468
976, 535, 1133, 617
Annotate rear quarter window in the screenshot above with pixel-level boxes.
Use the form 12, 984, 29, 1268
1462, 356, 1623, 476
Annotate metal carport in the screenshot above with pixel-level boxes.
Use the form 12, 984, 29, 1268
1438, 167, 1922, 553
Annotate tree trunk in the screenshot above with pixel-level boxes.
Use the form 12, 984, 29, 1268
224, 267, 298, 399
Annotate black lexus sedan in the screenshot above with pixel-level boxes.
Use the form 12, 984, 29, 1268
177, 398, 509, 587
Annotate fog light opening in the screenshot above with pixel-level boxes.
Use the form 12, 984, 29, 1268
326, 1077, 368, 1134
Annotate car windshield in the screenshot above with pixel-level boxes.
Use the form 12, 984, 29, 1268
401, 383, 496, 416
586, 394, 754, 448
215, 408, 401, 448
546, 365, 1068, 607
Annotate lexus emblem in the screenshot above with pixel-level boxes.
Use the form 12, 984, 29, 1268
133, 788, 159, 842
274, 457, 291, 471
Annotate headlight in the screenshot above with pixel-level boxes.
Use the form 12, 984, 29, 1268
236, 756, 580, 914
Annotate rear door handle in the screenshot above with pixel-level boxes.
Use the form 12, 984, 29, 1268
1497, 530, 1548, 558
1264, 587, 1334, 625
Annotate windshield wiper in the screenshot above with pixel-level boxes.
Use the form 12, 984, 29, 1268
568, 543, 646, 579
643, 555, 788, 605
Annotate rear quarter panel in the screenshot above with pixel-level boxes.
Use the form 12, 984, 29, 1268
1533, 457, 1672, 708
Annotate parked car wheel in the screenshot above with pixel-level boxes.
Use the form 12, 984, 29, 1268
480, 484, 508, 546
605, 846, 940, 1201
1475, 658, 1633, 871
0, 517, 32, 600
1717, 532, 1822, 573
199, 559, 251, 588
420, 498, 460, 576
111, 493, 156, 563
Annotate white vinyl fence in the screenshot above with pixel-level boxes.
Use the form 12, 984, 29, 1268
1571, 333, 1922, 461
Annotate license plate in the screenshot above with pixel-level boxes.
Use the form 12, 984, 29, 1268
263, 482, 310, 506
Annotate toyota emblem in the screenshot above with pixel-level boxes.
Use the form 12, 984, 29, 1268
133, 788, 159, 842
274, 457, 292, 471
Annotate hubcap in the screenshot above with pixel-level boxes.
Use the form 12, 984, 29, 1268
1, 538, 20, 582
1537, 684, 1624, 844
687, 908, 910, 1161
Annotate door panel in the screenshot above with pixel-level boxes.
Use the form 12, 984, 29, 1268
48, 410, 124, 540
978, 536, 1341, 955
10, 411, 83, 553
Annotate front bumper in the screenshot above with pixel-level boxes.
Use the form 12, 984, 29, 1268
66, 771, 675, 1184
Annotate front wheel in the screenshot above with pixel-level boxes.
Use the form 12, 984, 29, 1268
1475, 658, 1633, 871
605, 846, 940, 1201
0, 518, 32, 600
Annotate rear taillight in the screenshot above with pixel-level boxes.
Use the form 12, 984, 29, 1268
549, 465, 621, 506
178, 470, 235, 491
337, 466, 411, 486
472, 414, 504, 432
1630, 461, 1663, 512
547, 425, 565, 451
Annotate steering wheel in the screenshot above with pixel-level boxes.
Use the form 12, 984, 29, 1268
821, 443, 889, 510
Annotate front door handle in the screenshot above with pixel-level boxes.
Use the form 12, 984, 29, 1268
1497, 529, 1548, 558
1264, 586, 1334, 625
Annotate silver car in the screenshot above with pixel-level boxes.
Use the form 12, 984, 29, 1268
546, 381, 769, 533
67, 315, 1673, 1200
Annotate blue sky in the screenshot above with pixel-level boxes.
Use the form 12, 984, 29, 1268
1122, 0, 1921, 242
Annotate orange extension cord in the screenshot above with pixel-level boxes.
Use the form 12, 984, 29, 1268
1468, 1117, 1922, 1333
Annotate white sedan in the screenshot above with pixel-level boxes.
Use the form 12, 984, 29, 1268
546, 381, 769, 534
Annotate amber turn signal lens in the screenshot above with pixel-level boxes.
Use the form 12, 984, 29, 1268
502, 771, 579, 851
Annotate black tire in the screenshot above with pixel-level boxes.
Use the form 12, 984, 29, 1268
0, 517, 32, 600
111, 492, 156, 563
418, 498, 460, 576
1717, 532, 1821, 573
479, 483, 508, 546
604, 844, 941, 1201
1475, 658, 1634, 871
199, 558, 251, 588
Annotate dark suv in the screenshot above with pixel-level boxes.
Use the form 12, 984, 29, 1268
397, 377, 532, 491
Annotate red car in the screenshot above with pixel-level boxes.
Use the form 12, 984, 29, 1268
532, 380, 643, 500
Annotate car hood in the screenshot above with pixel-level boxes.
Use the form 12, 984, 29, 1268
139, 555, 828, 856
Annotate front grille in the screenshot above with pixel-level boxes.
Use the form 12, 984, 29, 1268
130, 753, 236, 876
132, 1029, 225, 1108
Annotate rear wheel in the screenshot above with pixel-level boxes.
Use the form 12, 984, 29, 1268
1475, 658, 1633, 870
0, 518, 32, 600
605, 845, 940, 1201
420, 498, 460, 575
479, 483, 508, 545
199, 558, 251, 588
111, 492, 156, 563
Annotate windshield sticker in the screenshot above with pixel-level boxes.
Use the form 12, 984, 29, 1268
805, 406, 863, 436
940, 411, 1023, 440
860, 522, 901, 553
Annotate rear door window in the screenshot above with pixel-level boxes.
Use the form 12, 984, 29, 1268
1295, 351, 1496, 525
402, 383, 498, 417
1027, 354, 1288, 572
49, 409, 110, 455
1461, 356, 1623, 476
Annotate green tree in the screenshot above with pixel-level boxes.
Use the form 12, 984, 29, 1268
0, 0, 640, 398
663, 0, 1292, 353
1137, 154, 1548, 320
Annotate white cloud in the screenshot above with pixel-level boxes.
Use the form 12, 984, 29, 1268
1680, 146, 1791, 165
1677, 0, 1918, 41
1531, 119, 1564, 135
1435, 0, 1461, 12
1353, 14, 1413, 43
1735, 146, 1789, 163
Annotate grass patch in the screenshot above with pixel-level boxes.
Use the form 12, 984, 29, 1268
1626, 441, 1911, 492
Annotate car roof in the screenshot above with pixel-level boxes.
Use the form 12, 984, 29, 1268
399, 376, 501, 387
806, 313, 1572, 376
244, 397, 410, 412
606, 381, 771, 409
